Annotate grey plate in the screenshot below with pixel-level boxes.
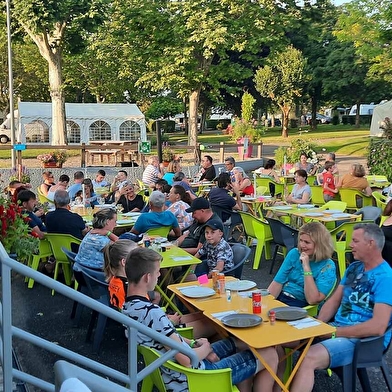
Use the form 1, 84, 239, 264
221, 313, 262, 328
269, 306, 307, 321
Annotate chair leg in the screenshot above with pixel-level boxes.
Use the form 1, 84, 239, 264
27, 255, 40, 289
252, 243, 264, 270
51, 262, 61, 296
381, 359, 392, 392
269, 245, 279, 274
357, 368, 371, 392
93, 314, 108, 353
264, 240, 272, 260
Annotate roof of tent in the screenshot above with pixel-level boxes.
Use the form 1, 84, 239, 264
370, 100, 392, 137
18, 102, 144, 120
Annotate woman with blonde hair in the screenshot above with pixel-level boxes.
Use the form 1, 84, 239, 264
163, 160, 181, 185
337, 163, 372, 196
233, 166, 254, 196
268, 222, 336, 307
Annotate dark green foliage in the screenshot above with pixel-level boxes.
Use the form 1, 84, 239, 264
332, 115, 339, 125
368, 138, 392, 181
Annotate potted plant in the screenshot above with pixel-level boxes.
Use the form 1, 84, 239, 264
37, 150, 68, 168
161, 142, 174, 166
9, 165, 31, 184
0, 195, 39, 262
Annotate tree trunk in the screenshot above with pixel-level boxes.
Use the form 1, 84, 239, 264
48, 52, 66, 145
355, 100, 361, 128
188, 89, 200, 148
281, 107, 290, 138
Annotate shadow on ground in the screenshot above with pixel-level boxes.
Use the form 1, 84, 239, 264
9, 245, 391, 391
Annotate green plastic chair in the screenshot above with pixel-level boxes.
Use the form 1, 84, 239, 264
319, 200, 347, 212
255, 177, 284, 196
37, 187, 53, 204
309, 185, 325, 206
44, 233, 81, 295
146, 226, 171, 238
25, 238, 53, 289
330, 220, 372, 278
338, 188, 373, 212
255, 185, 267, 196
372, 191, 388, 212
138, 345, 239, 392
238, 211, 273, 269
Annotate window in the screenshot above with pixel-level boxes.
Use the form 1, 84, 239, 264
119, 120, 141, 140
66, 121, 80, 143
89, 120, 111, 140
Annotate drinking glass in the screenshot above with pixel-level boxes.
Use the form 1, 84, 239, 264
98, 197, 105, 205
116, 204, 124, 214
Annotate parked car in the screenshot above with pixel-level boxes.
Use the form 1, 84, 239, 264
306, 113, 332, 124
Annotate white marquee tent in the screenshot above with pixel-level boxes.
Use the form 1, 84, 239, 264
5, 102, 147, 144
370, 100, 392, 137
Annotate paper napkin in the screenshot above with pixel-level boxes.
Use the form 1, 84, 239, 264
171, 256, 193, 261
211, 310, 237, 320
287, 318, 321, 329
198, 274, 209, 284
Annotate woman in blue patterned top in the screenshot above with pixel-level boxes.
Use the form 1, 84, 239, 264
268, 222, 336, 307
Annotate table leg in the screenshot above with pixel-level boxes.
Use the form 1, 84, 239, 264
285, 337, 313, 387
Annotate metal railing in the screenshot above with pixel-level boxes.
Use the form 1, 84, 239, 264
0, 244, 199, 391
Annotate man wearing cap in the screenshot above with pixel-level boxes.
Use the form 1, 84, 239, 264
130, 191, 181, 237
176, 197, 222, 255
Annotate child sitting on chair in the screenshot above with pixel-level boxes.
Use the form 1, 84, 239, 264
187, 219, 234, 280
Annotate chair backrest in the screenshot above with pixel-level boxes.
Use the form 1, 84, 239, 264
36, 187, 53, 204
372, 191, 388, 211
320, 200, 347, 212
255, 186, 267, 196
338, 188, 373, 211
238, 211, 272, 241
224, 243, 251, 279
45, 233, 81, 262
138, 345, 236, 392
255, 177, 283, 197
309, 185, 325, 206
265, 217, 298, 250
354, 206, 382, 223
61, 247, 77, 263
146, 226, 171, 238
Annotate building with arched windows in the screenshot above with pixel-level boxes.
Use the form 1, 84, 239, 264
4, 102, 147, 144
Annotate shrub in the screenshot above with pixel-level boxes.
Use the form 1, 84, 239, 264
368, 138, 392, 181
274, 138, 321, 166
332, 115, 339, 125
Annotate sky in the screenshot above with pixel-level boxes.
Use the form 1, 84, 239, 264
333, 0, 351, 5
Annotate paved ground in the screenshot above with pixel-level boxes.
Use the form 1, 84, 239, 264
7, 243, 391, 392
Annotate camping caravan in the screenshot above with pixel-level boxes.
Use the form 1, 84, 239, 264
370, 100, 392, 137
0, 102, 147, 144
349, 103, 377, 116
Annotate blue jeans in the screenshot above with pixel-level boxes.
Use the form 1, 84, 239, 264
201, 338, 257, 385
319, 337, 358, 368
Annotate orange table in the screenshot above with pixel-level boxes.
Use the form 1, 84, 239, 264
169, 279, 335, 391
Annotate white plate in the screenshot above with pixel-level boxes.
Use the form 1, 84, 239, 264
323, 209, 343, 214
298, 204, 315, 209
331, 213, 351, 218
260, 195, 272, 199
305, 212, 324, 217
243, 197, 256, 201
273, 206, 293, 210
122, 212, 142, 217
95, 204, 115, 209
180, 287, 216, 298
116, 219, 133, 225
225, 280, 257, 291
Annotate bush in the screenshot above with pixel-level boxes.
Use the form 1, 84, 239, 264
274, 138, 321, 166
290, 119, 299, 128
148, 134, 169, 147
368, 138, 392, 181
332, 115, 339, 125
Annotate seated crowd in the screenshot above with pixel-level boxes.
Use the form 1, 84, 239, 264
8, 152, 392, 392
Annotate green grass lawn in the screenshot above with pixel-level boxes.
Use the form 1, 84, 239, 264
169, 124, 370, 157
0, 124, 371, 162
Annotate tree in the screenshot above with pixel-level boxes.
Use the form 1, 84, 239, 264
145, 96, 183, 120
334, 0, 392, 84
12, 0, 107, 144
99, 0, 294, 149
254, 46, 307, 138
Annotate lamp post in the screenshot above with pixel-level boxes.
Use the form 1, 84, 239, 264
6, 0, 17, 168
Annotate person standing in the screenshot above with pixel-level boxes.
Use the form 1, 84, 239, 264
322, 161, 339, 202
290, 223, 392, 392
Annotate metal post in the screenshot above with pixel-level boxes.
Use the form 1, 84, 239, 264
6, 0, 16, 168
156, 120, 162, 162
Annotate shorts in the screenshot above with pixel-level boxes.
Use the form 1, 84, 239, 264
319, 337, 358, 368
201, 338, 257, 385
